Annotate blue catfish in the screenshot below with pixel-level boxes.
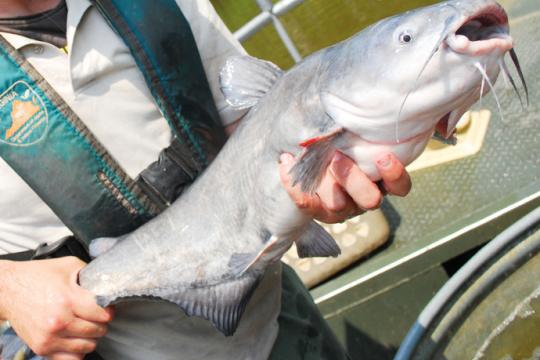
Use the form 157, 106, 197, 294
79, 0, 526, 336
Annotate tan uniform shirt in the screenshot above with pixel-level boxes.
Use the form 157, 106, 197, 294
0, 1, 280, 359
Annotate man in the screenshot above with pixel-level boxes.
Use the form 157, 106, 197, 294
0, 0, 411, 359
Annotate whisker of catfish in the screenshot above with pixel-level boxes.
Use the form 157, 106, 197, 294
474, 62, 505, 123
479, 62, 486, 107
500, 58, 525, 109
509, 48, 529, 107
498, 60, 510, 88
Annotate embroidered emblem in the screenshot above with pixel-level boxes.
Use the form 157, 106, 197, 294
0, 81, 48, 146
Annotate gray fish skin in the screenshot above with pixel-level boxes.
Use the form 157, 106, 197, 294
79, 0, 515, 336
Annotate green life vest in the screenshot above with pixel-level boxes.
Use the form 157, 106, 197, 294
0, 0, 227, 245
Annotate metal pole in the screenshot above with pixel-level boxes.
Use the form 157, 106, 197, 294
255, 0, 302, 62
269, 13, 302, 62
234, 0, 304, 63
234, 12, 272, 42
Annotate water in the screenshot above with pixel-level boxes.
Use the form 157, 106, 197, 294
211, 0, 438, 69
473, 287, 540, 360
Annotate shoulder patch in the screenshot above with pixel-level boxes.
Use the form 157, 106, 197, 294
0, 81, 48, 146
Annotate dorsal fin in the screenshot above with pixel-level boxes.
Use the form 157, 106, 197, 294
219, 55, 283, 109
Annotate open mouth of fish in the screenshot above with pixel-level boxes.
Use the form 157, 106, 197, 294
436, 3, 513, 140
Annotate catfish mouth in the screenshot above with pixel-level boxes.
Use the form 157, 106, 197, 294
434, 4, 513, 140
435, 112, 453, 139
445, 4, 513, 56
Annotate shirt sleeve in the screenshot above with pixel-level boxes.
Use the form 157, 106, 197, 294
176, 0, 248, 126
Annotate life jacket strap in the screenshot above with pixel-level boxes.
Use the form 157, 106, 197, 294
91, 0, 227, 170
0, 236, 91, 262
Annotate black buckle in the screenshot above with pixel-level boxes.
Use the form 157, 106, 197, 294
137, 139, 198, 208
31, 236, 91, 262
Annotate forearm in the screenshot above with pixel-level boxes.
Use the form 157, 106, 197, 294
0, 257, 113, 357
0, 259, 15, 321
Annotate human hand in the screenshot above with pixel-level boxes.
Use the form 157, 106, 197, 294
279, 151, 411, 223
0, 257, 114, 360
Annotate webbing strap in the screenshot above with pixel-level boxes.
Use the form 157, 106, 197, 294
92, 0, 227, 170
0, 236, 91, 262
0, 249, 33, 261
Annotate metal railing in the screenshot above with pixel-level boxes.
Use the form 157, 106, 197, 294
233, 0, 304, 63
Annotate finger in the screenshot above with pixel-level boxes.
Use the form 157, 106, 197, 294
315, 166, 365, 223
60, 318, 108, 338
279, 153, 322, 214
376, 153, 412, 197
316, 166, 350, 213
49, 352, 85, 360
49, 338, 97, 355
104, 305, 115, 320
375, 181, 388, 196
70, 288, 113, 323
67, 259, 111, 323
329, 152, 382, 210
314, 201, 361, 224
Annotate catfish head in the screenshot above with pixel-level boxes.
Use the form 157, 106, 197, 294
316, 0, 523, 180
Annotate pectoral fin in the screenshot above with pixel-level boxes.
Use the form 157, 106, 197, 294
289, 128, 344, 194
295, 221, 341, 258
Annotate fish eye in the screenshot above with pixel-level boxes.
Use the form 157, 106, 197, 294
399, 31, 413, 44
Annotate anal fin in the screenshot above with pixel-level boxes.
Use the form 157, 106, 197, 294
296, 221, 341, 258
96, 275, 261, 337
